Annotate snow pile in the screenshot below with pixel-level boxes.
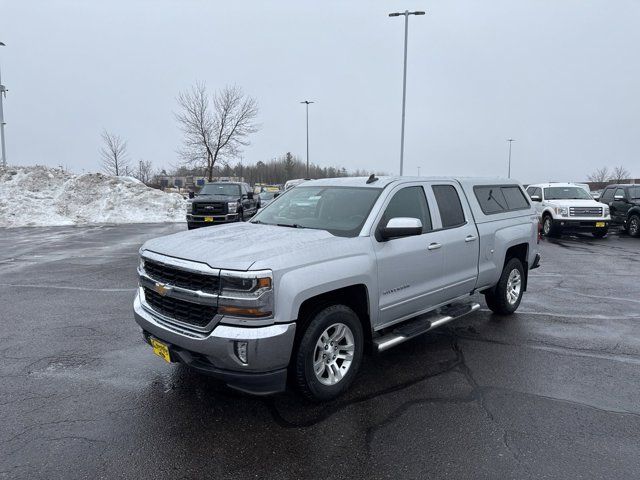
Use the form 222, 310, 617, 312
0, 165, 186, 227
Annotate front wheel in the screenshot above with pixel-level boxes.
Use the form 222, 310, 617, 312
484, 257, 525, 315
294, 305, 363, 401
628, 214, 640, 238
541, 215, 558, 237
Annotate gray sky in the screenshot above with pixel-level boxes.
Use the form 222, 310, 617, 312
2, 0, 639, 183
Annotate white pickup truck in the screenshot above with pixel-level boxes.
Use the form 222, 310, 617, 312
526, 182, 610, 238
134, 176, 540, 400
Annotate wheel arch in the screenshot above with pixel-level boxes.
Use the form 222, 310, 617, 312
295, 284, 372, 347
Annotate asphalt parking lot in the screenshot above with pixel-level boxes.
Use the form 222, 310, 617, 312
1, 224, 639, 479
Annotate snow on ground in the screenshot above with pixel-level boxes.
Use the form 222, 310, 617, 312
0, 165, 186, 227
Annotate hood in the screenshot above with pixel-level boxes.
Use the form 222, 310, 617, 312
191, 194, 239, 203
545, 199, 602, 207
142, 222, 353, 271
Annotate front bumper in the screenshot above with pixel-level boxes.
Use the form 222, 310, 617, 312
186, 213, 238, 226
133, 292, 296, 394
552, 219, 609, 231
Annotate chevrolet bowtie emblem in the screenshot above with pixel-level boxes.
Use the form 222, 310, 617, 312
153, 282, 171, 296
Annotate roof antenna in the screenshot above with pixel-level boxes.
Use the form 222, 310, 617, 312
366, 173, 378, 184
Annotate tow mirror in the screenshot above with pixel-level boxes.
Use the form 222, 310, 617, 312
188, 191, 195, 199
530, 195, 541, 202
380, 217, 423, 240
247, 192, 254, 199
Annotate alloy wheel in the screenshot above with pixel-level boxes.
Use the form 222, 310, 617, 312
313, 323, 355, 386
506, 269, 522, 305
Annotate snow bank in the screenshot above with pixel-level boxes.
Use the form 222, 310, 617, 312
0, 166, 186, 227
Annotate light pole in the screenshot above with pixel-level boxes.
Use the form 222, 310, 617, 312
389, 10, 425, 176
507, 138, 515, 178
300, 100, 314, 178
0, 41, 7, 168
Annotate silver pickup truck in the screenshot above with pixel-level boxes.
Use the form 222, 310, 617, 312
134, 176, 540, 400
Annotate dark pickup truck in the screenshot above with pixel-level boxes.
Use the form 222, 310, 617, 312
599, 184, 640, 237
186, 182, 260, 229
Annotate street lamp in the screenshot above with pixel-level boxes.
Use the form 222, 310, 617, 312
388, 10, 425, 176
507, 138, 515, 178
300, 100, 314, 178
0, 41, 7, 168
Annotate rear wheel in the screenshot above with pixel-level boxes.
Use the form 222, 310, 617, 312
628, 214, 640, 238
294, 305, 363, 401
484, 257, 525, 315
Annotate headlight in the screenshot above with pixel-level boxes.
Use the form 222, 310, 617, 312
218, 270, 273, 318
228, 202, 238, 214
603, 206, 610, 217
186, 202, 193, 213
554, 206, 568, 216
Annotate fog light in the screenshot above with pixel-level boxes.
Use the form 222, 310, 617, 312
234, 341, 248, 364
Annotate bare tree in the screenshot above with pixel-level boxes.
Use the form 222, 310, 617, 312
587, 166, 610, 183
100, 130, 130, 176
134, 159, 154, 184
176, 83, 259, 181
610, 165, 630, 183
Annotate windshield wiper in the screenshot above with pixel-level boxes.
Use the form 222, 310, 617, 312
277, 223, 305, 229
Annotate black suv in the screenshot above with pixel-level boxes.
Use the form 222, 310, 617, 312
186, 182, 260, 230
599, 184, 640, 237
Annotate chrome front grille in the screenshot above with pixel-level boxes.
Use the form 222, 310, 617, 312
569, 207, 603, 217
143, 287, 217, 328
143, 259, 219, 294
139, 253, 220, 331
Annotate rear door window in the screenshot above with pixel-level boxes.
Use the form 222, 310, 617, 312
432, 185, 466, 228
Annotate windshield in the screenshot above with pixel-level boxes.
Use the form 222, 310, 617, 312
629, 186, 640, 199
251, 186, 382, 237
544, 186, 592, 200
259, 192, 278, 200
199, 184, 241, 196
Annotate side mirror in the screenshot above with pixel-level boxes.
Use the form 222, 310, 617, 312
247, 192, 254, 199
614, 194, 625, 201
530, 195, 541, 202
380, 217, 423, 240
188, 191, 195, 199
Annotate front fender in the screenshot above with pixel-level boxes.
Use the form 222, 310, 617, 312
275, 254, 378, 329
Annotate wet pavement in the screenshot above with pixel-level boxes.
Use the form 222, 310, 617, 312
1, 224, 639, 479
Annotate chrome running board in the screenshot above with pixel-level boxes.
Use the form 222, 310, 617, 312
374, 302, 480, 352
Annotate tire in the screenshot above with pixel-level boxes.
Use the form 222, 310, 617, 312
629, 214, 640, 238
237, 209, 244, 222
294, 305, 364, 401
484, 257, 525, 315
592, 228, 608, 238
187, 223, 195, 230
541, 214, 557, 237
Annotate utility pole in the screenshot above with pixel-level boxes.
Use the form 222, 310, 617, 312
0, 42, 7, 168
507, 138, 515, 178
388, 11, 425, 176
417, 166, 421, 176
300, 100, 314, 178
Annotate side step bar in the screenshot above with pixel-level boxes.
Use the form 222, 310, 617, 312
373, 302, 481, 352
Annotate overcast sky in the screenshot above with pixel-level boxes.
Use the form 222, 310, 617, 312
1, 0, 639, 183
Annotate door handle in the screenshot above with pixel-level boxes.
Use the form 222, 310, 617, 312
465, 235, 477, 242
427, 242, 442, 250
